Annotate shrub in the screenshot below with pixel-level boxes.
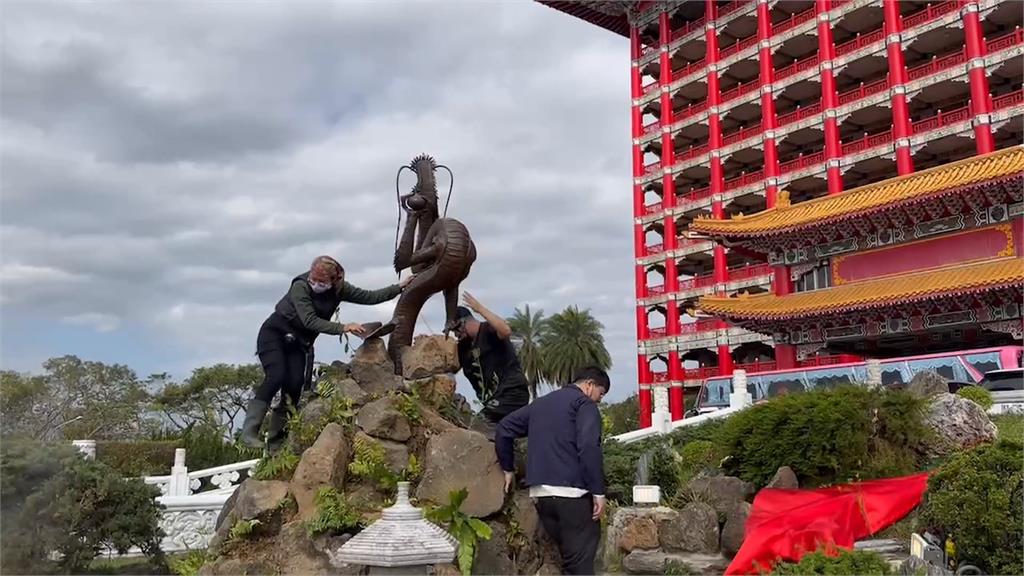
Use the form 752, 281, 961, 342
251, 448, 300, 481
917, 440, 1023, 575
719, 386, 931, 488
768, 549, 892, 575
956, 386, 993, 410
603, 437, 681, 504
676, 440, 721, 486
1, 442, 165, 573
168, 550, 209, 576
348, 434, 420, 493
305, 487, 364, 537
96, 440, 179, 477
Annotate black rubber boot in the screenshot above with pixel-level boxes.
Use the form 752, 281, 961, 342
265, 404, 289, 454
239, 399, 269, 449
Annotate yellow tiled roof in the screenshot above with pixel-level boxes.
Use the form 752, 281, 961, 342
690, 146, 1024, 237
697, 257, 1024, 320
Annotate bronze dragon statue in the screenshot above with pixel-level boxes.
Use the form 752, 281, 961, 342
377, 154, 476, 375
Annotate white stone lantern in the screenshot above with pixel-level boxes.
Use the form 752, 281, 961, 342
333, 482, 457, 575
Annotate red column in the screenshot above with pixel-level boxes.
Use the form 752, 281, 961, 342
817, 0, 843, 194
883, 0, 914, 175
706, 0, 734, 378
773, 266, 797, 369
660, 11, 684, 421
638, 356, 653, 428
632, 26, 653, 426
963, 1, 995, 154
758, 0, 780, 208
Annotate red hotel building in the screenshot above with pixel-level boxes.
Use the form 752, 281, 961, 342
539, 0, 1024, 427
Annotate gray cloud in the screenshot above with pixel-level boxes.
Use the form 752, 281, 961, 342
0, 0, 641, 400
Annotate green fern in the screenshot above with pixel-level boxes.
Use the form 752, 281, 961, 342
392, 390, 423, 425
425, 488, 492, 576
252, 449, 300, 481
228, 518, 260, 540
305, 487, 363, 537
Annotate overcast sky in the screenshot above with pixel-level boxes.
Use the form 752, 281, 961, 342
0, 0, 639, 403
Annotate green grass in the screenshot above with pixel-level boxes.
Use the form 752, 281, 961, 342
992, 413, 1024, 443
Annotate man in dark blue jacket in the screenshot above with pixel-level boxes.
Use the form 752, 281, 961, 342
494, 366, 610, 575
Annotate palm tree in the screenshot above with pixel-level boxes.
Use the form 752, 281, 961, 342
506, 304, 549, 400
540, 305, 613, 386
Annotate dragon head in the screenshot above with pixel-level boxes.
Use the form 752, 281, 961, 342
401, 154, 440, 217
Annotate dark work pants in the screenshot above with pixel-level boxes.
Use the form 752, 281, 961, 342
255, 337, 307, 409
535, 495, 601, 575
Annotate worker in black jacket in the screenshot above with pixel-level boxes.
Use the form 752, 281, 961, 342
495, 366, 610, 575
240, 255, 412, 449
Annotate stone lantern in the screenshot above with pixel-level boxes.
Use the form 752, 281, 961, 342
334, 481, 457, 575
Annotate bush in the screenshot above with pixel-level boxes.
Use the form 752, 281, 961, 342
676, 440, 721, 486
917, 440, 1023, 575
956, 386, 993, 410
1, 442, 165, 573
719, 386, 931, 488
96, 440, 179, 477
251, 448, 300, 481
305, 487, 363, 537
768, 548, 892, 575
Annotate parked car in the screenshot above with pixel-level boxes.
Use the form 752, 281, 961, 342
979, 368, 1024, 414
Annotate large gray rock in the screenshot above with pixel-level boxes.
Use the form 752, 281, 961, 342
660, 502, 719, 553
408, 374, 457, 407
290, 423, 349, 520
607, 507, 675, 555
350, 339, 404, 395
622, 551, 730, 575
401, 334, 459, 379
721, 501, 752, 556
356, 397, 411, 442
686, 476, 756, 514
767, 466, 799, 490
925, 393, 998, 457
512, 490, 540, 541
208, 478, 289, 553
415, 428, 505, 518
353, 431, 409, 473
332, 378, 370, 406
908, 370, 950, 397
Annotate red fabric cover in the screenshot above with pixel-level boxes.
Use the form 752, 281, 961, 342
725, 472, 930, 575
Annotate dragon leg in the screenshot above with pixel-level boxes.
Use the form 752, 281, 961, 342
386, 273, 433, 376
442, 287, 459, 335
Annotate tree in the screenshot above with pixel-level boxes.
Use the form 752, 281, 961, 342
1, 442, 165, 573
601, 395, 640, 437
506, 304, 550, 400
0, 356, 155, 441
540, 305, 612, 385
151, 363, 262, 439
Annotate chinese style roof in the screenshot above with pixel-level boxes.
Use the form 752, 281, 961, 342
698, 257, 1024, 321
534, 1, 633, 37
690, 146, 1024, 240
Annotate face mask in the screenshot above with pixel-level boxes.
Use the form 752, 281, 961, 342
309, 281, 331, 293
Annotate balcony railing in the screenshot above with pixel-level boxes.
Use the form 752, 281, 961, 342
643, 81, 660, 96
677, 144, 710, 163
779, 151, 824, 174
838, 76, 889, 106
680, 318, 719, 334
645, 243, 665, 256
736, 360, 778, 373
671, 17, 707, 43
684, 366, 720, 380
723, 124, 763, 146
774, 7, 815, 35
718, 0, 753, 19
721, 80, 760, 104
648, 284, 666, 295
720, 34, 759, 60
778, 101, 823, 126
907, 49, 967, 81
841, 129, 893, 156
677, 185, 713, 206
993, 88, 1024, 111
986, 28, 1024, 54
798, 354, 847, 367
724, 169, 765, 191
672, 59, 707, 83
912, 104, 971, 135
650, 327, 667, 339
775, 54, 819, 82
643, 118, 661, 135
644, 200, 663, 215
674, 101, 709, 124
652, 371, 670, 383
834, 28, 885, 57
902, 0, 963, 30
676, 263, 772, 291
644, 160, 662, 176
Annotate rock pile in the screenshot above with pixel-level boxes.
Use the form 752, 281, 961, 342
199, 335, 558, 576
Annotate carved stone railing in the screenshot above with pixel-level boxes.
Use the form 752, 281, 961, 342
74, 443, 259, 557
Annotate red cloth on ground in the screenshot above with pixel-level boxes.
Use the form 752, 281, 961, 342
724, 472, 930, 575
